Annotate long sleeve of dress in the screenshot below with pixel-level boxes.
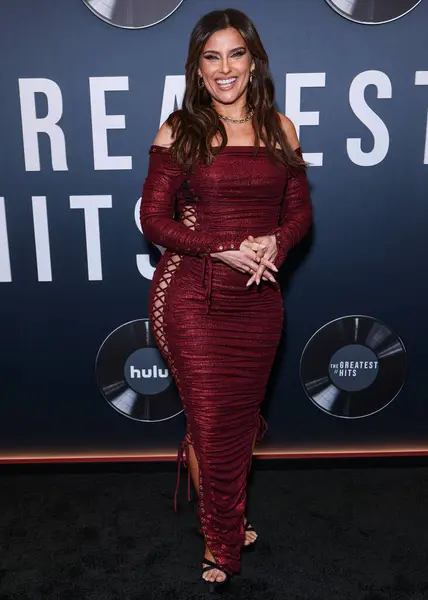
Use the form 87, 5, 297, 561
268, 147, 313, 268
140, 146, 244, 256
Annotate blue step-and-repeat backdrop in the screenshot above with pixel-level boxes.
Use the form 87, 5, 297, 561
0, 0, 427, 462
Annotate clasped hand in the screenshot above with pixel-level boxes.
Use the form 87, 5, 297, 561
212, 234, 278, 287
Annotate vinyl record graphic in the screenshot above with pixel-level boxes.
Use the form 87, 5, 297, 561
95, 319, 183, 422
325, 0, 423, 24
81, 0, 184, 29
300, 315, 407, 418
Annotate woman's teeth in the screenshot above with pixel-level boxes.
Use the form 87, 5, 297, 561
217, 77, 237, 88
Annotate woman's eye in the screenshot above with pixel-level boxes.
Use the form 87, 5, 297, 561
203, 50, 246, 60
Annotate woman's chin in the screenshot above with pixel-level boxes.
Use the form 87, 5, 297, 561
211, 90, 247, 107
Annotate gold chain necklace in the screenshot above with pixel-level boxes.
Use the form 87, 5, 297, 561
217, 108, 254, 124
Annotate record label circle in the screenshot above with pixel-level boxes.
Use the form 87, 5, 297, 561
81, 0, 184, 29
325, 0, 423, 24
328, 344, 379, 392
300, 315, 407, 418
95, 319, 183, 422
124, 348, 171, 395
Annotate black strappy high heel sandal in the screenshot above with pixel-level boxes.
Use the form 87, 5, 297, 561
202, 558, 231, 594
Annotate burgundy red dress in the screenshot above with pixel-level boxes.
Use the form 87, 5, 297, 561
140, 143, 312, 575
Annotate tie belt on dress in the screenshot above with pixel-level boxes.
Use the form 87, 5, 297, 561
200, 254, 280, 314
201, 255, 213, 315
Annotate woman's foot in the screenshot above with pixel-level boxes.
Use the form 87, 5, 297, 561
244, 517, 258, 546
202, 547, 228, 584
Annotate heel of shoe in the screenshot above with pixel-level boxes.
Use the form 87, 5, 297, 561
202, 558, 231, 594
207, 577, 230, 595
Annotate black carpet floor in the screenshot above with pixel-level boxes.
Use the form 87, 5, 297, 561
1, 461, 428, 599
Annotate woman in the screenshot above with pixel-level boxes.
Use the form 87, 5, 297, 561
140, 8, 312, 592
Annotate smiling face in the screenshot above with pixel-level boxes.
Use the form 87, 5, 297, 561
197, 27, 254, 108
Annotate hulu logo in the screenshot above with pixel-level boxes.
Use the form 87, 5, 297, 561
124, 347, 172, 396
129, 365, 169, 379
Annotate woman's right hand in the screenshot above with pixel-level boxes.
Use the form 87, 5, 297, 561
211, 240, 277, 283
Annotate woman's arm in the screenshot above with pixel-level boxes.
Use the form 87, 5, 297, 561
268, 115, 313, 268
140, 123, 243, 256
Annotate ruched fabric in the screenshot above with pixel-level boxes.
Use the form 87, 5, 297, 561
140, 144, 312, 575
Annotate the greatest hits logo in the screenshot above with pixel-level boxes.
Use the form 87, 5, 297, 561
328, 344, 379, 392
95, 319, 183, 422
300, 315, 407, 418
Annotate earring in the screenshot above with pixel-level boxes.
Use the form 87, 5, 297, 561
198, 76, 205, 88
249, 71, 254, 83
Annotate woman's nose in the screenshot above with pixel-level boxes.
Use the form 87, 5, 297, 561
219, 58, 232, 74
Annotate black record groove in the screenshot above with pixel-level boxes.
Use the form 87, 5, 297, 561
95, 319, 183, 422
81, 0, 184, 29
325, 0, 423, 24
300, 315, 407, 418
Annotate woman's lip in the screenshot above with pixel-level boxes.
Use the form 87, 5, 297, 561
215, 77, 238, 90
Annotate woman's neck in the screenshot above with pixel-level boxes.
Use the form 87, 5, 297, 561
211, 99, 250, 120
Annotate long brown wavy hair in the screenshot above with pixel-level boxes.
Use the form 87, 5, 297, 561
167, 8, 307, 172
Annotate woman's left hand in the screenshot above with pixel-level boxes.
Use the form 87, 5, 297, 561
245, 234, 278, 286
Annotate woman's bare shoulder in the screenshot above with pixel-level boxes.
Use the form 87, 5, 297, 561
152, 110, 183, 147
152, 121, 175, 148
277, 113, 300, 150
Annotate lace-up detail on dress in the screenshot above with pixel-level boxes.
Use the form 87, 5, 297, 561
150, 253, 181, 355
173, 432, 192, 513
180, 200, 197, 230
